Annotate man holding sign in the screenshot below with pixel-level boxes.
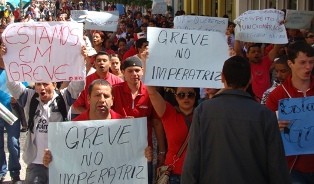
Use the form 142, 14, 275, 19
43, 79, 153, 183
266, 41, 314, 183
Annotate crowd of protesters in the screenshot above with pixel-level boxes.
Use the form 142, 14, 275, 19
0, 2, 314, 184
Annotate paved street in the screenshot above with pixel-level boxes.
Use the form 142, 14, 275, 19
3, 131, 27, 183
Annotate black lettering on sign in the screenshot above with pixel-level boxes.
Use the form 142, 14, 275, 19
175, 48, 190, 59
80, 151, 104, 166
58, 164, 146, 184
108, 124, 131, 145
65, 126, 106, 150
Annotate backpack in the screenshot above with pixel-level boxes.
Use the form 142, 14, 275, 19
28, 91, 67, 133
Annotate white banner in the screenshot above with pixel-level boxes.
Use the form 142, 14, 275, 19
2, 22, 85, 82
70, 10, 88, 22
48, 117, 148, 184
152, 2, 167, 15
234, 9, 288, 44
84, 11, 119, 32
145, 27, 228, 88
285, 9, 314, 29
174, 16, 228, 34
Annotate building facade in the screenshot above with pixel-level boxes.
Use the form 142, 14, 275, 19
175, 0, 314, 20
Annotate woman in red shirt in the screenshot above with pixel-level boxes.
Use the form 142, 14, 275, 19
147, 86, 199, 184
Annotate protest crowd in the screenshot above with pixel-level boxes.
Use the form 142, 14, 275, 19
0, 1, 314, 184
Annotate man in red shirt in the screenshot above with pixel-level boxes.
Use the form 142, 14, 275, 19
235, 41, 281, 102
73, 79, 122, 121
122, 37, 147, 62
112, 56, 166, 184
72, 51, 123, 114
43, 79, 153, 167
266, 41, 314, 183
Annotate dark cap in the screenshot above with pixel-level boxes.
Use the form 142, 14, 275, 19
122, 56, 142, 70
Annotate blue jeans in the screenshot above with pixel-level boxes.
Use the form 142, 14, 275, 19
169, 174, 181, 184
291, 169, 314, 184
0, 117, 21, 178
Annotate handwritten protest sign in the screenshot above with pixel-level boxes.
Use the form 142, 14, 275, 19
144, 27, 229, 88
152, 1, 167, 15
278, 97, 314, 156
85, 11, 119, 32
70, 10, 88, 22
48, 117, 148, 184
116, 4, 125, 15
234, 9, 288, 44
174, 16, 228, 34
2, 22, 85, 82
285, 9, 314, 29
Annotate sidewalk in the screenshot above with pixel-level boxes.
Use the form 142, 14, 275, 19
3, 131, 26, 183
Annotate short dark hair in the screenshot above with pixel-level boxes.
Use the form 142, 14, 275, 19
222, 56, 251, 89
247, 43, 262, 53
274, 55, 289, 67
135, 38, 148, 49
287, 41, 314, 63
95, 51, 109, 59
88, 79, 112, 96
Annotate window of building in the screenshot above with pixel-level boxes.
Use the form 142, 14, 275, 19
267, 0, 276, 8
309, 0, 314, 11
288, 0, 297, 9
252, 0, 260, 10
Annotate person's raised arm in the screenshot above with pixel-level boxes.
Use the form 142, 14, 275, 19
140, 46, 167, 117
0, 44, 6, 68
234, 40, 244, 57
268, 44, 284, 62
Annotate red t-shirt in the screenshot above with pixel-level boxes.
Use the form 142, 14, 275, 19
251, 56, 272, 101
73, 109, 123, 121
122, 46, 137, 62
266, 76, 314, 173
73, 72, 123, 109
105, 49, 115, 55
112, 81, 157, 146
161, 103, 190, 175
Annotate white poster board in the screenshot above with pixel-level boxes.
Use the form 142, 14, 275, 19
152, 1, 167, 15
1, 22, 85, 82
174, 16, 228, 34
145, 27, 229, 88
285, 9, 314, 29
234, 9, 288, 44
48, 118, 148, 184
70, 10, 88, 22
84, 11, 119, 32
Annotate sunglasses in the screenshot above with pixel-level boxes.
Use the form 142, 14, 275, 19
175, 92, 196, 99
307, 35, 314, 38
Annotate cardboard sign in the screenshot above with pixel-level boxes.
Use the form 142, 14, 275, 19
234, 9, 288, 44
174, 16, 228, 34
144, 27, 229, 88
84, 11, 119, 32
152, 2, 167, 15
70, 10, 88, 22
48, 118, 148, 184
2, 22, 85, 82
116, 4, 125, 15
278, 97, 314, 156
285, 9, 314, 29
